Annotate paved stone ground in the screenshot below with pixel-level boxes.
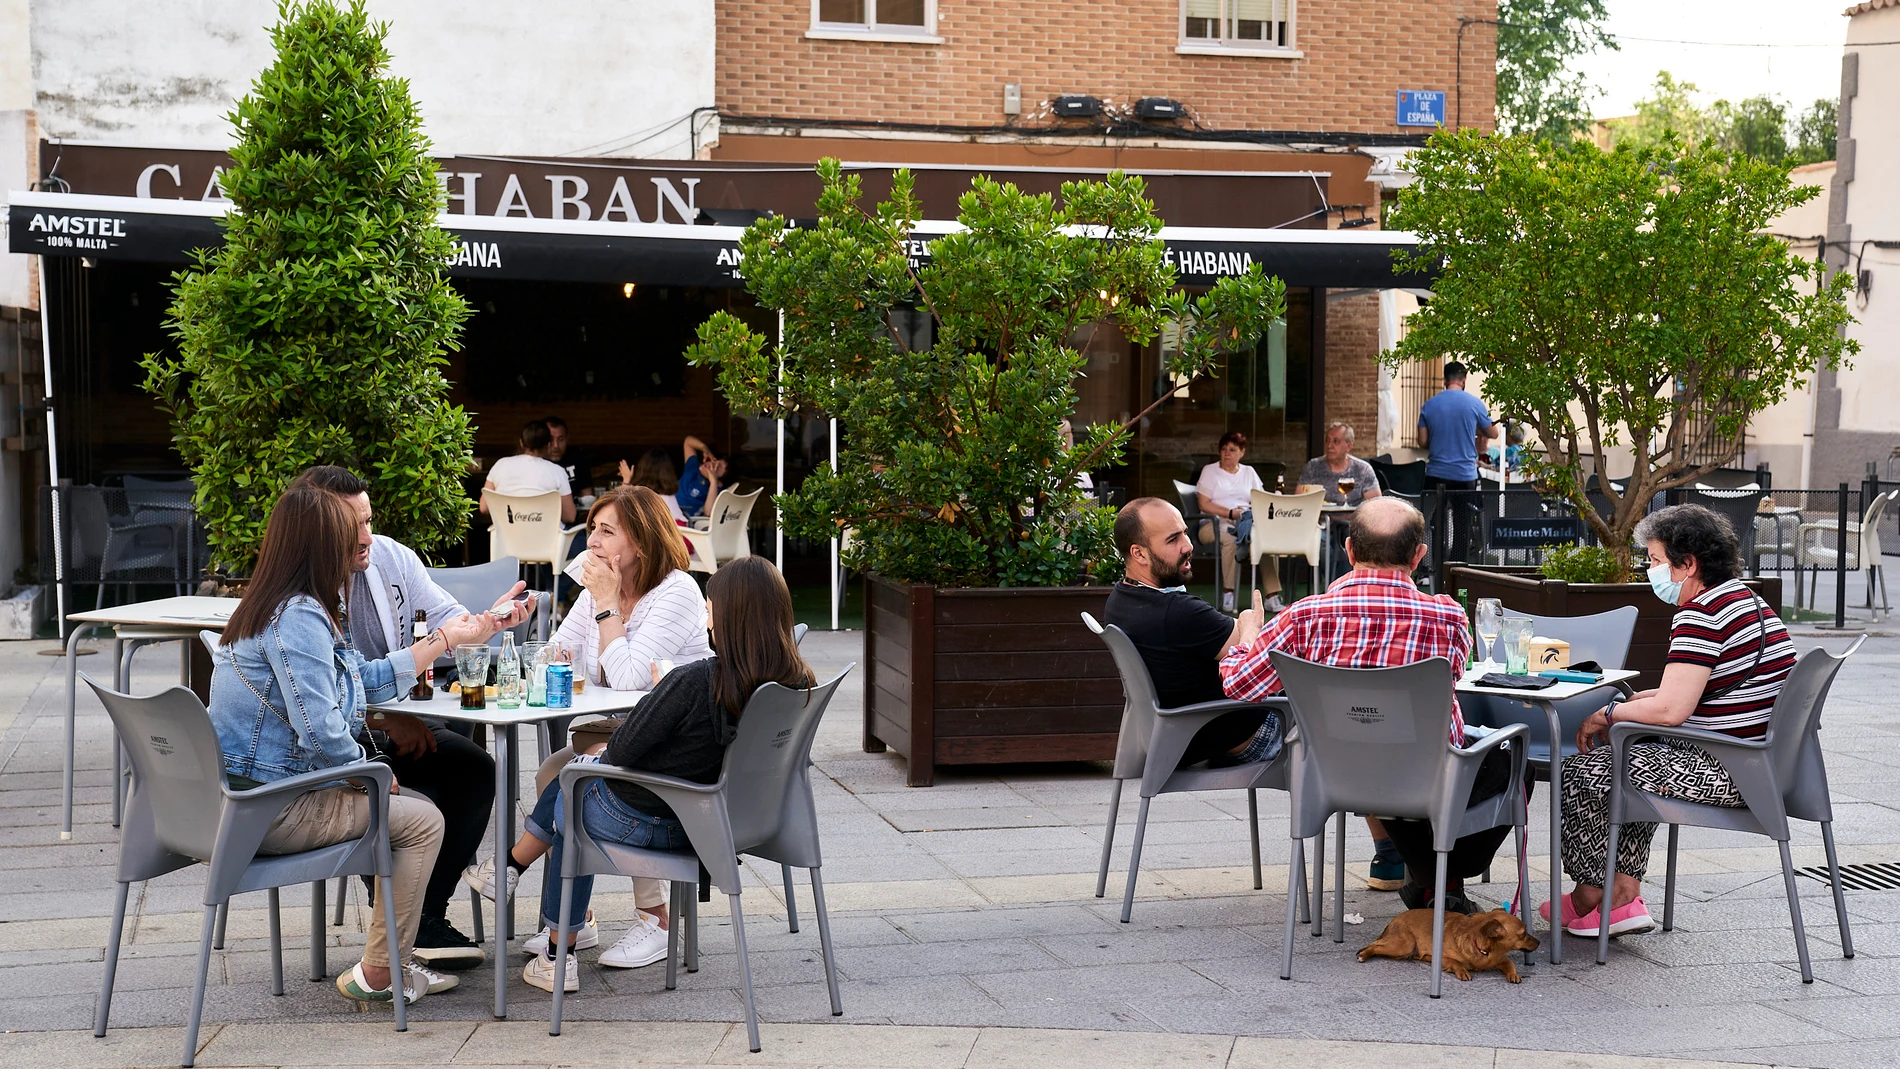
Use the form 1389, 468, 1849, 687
1, 628, 1895, 1068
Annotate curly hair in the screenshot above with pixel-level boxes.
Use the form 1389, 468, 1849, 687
1217, 430, 1249, 452
1634, 504, 1741, 586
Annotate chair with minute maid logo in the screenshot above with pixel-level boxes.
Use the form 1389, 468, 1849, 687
1248, 488, 1326, 597
484, 490, 584, 627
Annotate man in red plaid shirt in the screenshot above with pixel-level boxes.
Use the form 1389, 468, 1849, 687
1218, 497, 1511, 915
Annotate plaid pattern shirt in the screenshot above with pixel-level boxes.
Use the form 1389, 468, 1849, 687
1219, 569, 1469, 745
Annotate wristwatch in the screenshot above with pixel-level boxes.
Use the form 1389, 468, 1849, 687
595, 607, 621, 623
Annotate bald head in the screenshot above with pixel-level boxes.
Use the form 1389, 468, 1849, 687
1115, 497, 1194, 587
1346, 496, 1427, 570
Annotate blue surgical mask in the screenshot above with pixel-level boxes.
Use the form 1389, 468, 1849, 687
1161, 585, 1187, 594
1646, 561, 1682, 606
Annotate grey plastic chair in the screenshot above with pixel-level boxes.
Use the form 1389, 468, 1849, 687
426, 556, 530, 645
1172, 479, 1225, 594
1270, 652, 1532, 999
86, 677, 407, 1067
1598, 638, 1865, 981
1083, 612, 1295, 923
549, 666, 854, 1050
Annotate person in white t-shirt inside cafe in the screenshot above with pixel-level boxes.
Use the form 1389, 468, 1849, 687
1195, 431, 1278, 615
481, 418, 577, 525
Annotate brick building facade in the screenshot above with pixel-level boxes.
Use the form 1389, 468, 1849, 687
710, 0, 1494, 477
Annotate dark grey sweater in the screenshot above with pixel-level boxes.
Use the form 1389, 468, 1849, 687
603, 658, 737, 819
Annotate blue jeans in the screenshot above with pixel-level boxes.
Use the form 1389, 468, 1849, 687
525, 770, 689, 931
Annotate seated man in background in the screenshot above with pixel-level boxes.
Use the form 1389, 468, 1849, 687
1103, 498, 1278, 767
1218, 496, 1513, 914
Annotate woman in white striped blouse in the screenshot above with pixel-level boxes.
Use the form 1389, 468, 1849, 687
554, 485, 712, 690
466, 485, 713, 958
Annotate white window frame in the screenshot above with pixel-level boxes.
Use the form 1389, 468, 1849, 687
1177, 0, 1302, 58
807, 0, 944, 44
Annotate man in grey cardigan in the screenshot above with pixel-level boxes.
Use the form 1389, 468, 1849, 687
292, 465, 533, 969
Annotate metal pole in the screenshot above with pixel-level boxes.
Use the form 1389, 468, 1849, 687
36, 256, 67, 638
775, 310, 785, 572
1835, 482, 1849, 630
829, 416, 840, 631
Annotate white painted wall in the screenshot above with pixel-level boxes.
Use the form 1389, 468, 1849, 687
30, 0, 715, 157
1743, 160, 1832, 484
1833, 8, 1900, 439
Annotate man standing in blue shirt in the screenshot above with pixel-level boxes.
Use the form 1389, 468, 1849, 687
1416, 361, 1499, 563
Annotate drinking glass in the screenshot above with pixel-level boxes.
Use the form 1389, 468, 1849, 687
1334, 477, 1357, 503
454, 644, 491, 710
1499, 616, 1534, 675
522, 641, 549, 707
1474, 598, 1504, 664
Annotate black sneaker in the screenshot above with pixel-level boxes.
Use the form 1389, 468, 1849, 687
413, 913, 485, 970
1398, 877, 1481, 916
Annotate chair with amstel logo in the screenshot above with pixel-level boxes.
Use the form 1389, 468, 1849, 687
682, 486, 761, 575
1247, 488, 1325, 599
484, 490, 585, 629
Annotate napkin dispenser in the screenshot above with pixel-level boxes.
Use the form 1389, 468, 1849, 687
1529, 637, 1571, 670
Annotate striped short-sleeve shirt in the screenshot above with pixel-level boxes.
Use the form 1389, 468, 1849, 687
1667, 578, 1795, 738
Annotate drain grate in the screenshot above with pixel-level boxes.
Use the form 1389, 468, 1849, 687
1798, 862, 1900, 891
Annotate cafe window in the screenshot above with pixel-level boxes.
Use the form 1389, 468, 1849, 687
809, 0, 941, 42
1179, 0, 1299, 55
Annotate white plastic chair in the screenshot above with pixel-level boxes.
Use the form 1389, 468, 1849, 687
682, 486, 761, 575
1797, 489, 1896, 615
484, 490, 585, 622
1247, 488, 1325, 595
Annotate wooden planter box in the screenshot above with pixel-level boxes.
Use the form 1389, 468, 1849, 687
1447, 565, 1782, 689
863, 574, 1119, 786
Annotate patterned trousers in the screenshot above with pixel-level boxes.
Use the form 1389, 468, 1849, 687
1560, 740, 1745, 886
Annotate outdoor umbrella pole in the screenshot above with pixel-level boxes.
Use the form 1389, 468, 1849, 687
775, 309, 785, 572
830, 416, 839, 631
36, 255, 67, 638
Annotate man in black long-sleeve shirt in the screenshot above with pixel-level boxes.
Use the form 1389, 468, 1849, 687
1103, 498, 1277, 766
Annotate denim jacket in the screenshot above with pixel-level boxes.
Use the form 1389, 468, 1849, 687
207, 594, 416, 783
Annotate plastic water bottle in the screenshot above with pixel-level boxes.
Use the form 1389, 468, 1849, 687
496, 632, 522, 708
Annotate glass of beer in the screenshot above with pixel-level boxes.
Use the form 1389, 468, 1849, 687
1334, 477, 1357, 502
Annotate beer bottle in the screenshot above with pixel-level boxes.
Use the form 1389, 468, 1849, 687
409, 610, 434, 700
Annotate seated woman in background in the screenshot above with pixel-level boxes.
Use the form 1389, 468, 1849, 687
208, 487, 497, 1005
1552, 504, 1795, 938
487, 557, 814, 992
620, 448, 689, 525
465, 485, 713, 938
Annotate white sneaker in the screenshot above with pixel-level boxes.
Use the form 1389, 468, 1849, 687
521, 950, 580, 993
598, 913, 670, 969
521, 912, 599, 957
1221, 591, 1237, 613
462, 857, 518, 902
405, 959, 459, 995
1264, 594, 1287, 613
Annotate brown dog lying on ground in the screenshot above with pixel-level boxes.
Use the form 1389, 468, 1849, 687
1358, 908, 1541, 982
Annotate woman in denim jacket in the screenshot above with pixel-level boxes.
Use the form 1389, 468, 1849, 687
208, 487, 494, 1005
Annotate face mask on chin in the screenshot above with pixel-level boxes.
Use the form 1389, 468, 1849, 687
1647, 561, 1683, 606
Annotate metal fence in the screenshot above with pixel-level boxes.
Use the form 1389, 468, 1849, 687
1415, 482, 1872, 628
38, 483, 207, 612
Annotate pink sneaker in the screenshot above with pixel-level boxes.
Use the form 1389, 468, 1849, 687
1537, 892, 1586, 927
1564, 896, 1654, 938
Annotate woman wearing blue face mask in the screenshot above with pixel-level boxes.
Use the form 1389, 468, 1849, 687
1546, 504, 1795, 940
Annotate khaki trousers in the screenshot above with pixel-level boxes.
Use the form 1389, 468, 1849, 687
1204, 521, 1282, 596
259, 786, 445, 970
536, 746, 668, 911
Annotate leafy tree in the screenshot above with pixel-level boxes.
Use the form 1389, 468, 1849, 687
687, 160, 1285, 589
1495, 0, 1617, 143
1388, 130, 1857, 572
1611, 72, 1717, 148
1712, 95, 1788, 161
1792, 98, 1838, 164
143, 0, 474, 572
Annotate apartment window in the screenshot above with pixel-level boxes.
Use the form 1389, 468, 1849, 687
1180, 0, 1298, 55
810, 0, 940, 42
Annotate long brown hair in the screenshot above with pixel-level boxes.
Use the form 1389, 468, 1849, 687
628, 448, 679, 496
705, 556, 814, 716
224, 486, 357, 643
588, 485, 690, 598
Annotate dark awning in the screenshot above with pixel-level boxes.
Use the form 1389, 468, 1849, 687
6, 190, 1431, 289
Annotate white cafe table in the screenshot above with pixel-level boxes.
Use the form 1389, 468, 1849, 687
1455, 664, 1640, 963
61, 596, 238, 838
369, 684, 648, 1019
